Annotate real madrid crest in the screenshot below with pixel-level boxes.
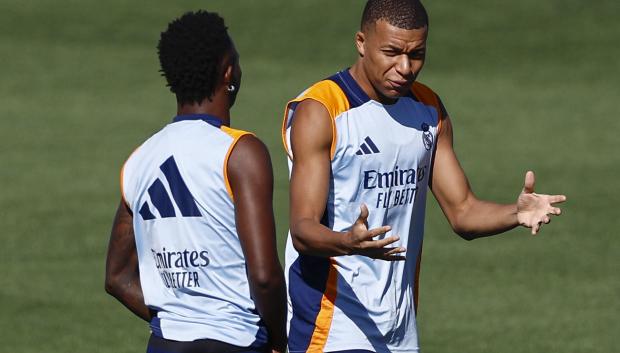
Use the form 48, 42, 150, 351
421, 123, 433, 151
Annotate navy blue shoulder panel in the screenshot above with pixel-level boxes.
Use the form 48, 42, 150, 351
327, 69, 419, 106
405, 87, 418, 101
172, 114, 223, 128
326, 69, 370, 108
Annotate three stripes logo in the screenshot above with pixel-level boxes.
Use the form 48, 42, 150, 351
355, 136, 381, 155
139, 156, 201, 220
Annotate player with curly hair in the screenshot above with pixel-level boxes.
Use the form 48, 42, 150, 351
105, 10, 286, 353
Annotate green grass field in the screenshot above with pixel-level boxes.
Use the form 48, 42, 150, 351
1, 1, 618, 352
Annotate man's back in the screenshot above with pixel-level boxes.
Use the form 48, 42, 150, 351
122, 115, 267, 346
106, 10, 287, 353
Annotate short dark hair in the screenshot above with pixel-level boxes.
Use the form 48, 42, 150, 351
361, 0, 428, 31
157, 10, 232, 105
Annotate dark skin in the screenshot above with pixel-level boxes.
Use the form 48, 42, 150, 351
105, 44, 286, 353
228, 134, 287, 353
289, 19, 567, 261
105, 200, 152, 321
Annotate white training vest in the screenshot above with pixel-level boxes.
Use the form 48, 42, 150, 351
121, 114, 267, 347
282, 70, 445, 353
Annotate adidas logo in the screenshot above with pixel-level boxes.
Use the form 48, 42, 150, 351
355, 136, 380, 155
139, 156, 202, 220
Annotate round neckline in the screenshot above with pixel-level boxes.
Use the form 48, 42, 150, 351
172, 114, 223, 128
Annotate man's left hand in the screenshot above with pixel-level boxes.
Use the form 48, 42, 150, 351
517, 171, 567, 235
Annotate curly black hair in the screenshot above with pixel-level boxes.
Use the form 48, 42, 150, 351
361, 0, 428, 31
157, 10, 232, 105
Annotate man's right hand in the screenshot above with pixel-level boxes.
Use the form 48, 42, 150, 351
289, 99, 406, 259
342, 204, 406, 261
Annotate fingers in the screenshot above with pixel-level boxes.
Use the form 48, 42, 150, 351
348, 223, 394, 245
548, 194, 567, 204
523, 170, 536, 194
365, 225, 392, 239
356, 204, 369, 224
349, 204, 407, 260
530, 213, 552, 235
531, 213, 553, 234
350, 229, 406, 260
363, 247, 407, 261
385, 246, 406, 255
523, 192, 565, 235
544, 197, 565, 217
531, 222, 540, 235
369, 234, 400, 248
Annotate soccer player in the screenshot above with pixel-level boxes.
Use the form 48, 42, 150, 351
282, 0, 567, 352
105, 10, 286, 353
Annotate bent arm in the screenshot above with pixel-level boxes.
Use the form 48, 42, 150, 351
227, 135, 286, 352
431, 117, 519, 240
105, 200, 152, 321
289, 99, 352, 256
289, 100, 403, 259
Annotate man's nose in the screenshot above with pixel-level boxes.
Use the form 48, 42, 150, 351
395, 55, 413, 77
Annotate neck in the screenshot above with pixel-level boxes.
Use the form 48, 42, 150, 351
349, 60, 397, 105
176, 97, 230, 126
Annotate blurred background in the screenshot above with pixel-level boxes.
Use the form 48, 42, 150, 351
0, 0, 617, 352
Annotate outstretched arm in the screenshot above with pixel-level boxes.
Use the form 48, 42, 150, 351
105, 200, 152, 321
289, 99, 405, 260
227, 135, 286, 353
516, 171, 566, 235
431, 116, 566, 239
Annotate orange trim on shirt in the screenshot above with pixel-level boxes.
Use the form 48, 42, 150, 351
411, 82, 445, 135
307, 258, 338, 352
280, 101, 295, 160
221, 126, 254, 202
282, 80, 350, 160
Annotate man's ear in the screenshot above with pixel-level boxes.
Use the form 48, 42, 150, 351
222, 60, 234, 87
355, 31, 366, 57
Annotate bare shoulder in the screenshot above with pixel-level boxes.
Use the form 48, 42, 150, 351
228, 134, 272, 176
291, 99, 333, 154
438, 115, 454, 139
292, 99, 332, 131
